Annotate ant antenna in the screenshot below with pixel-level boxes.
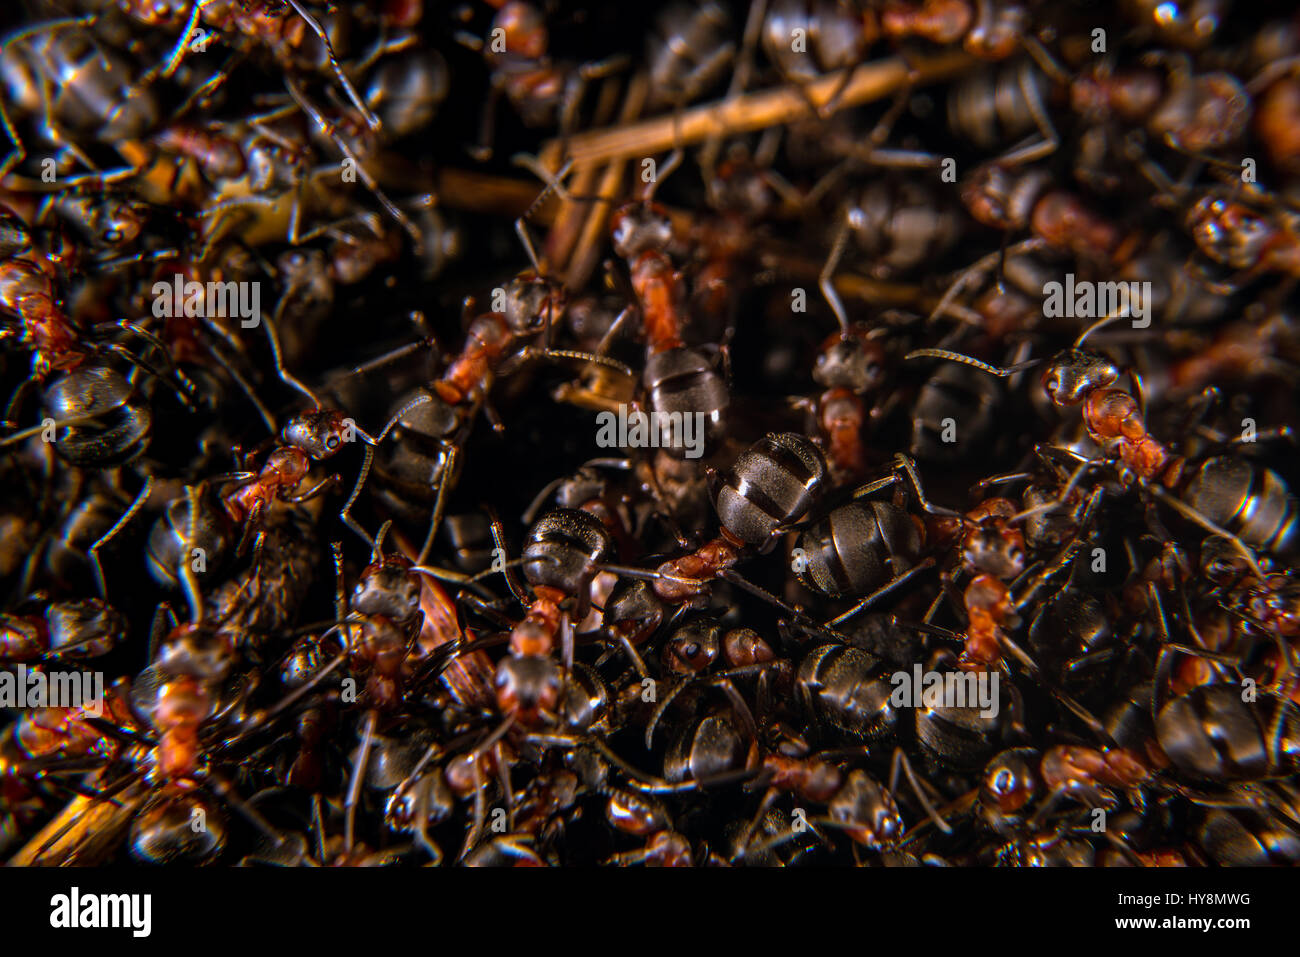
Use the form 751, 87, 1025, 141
1073, 308, 1132, 348
904, 349, 1042, 378
179, 484, 205, 625
513, 157, 575, 275
341, 393, 435, 549
285, 0, 381, 131
643, 147, 683, 204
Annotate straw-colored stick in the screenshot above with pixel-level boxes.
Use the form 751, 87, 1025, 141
8, 784, 147, 867
539, 51, 975, 171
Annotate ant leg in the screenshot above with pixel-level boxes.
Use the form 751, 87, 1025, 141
560, 54, 631, 137
851, 472, 903, 499
416, 440, 460, 567
89, 476, 153, 600
284, 474, 342, 505
201, 770, 293, 853
927, 239, 1046, 324
746, 816, 840, 859
349, 338, 438, 378
176, 484, 207, 625
150, 1, 201, 81
311, 793, 328, 864
284, 78, 419, 250
1146, 484, 1265, 579
339, 448, 381, 551
94, 342, 195, 410
263, 303, 322, 409
972, 470, 1035, 494
889, 747, 952, 834
468, 83, 503, 163
610, 633, 651, 679
589, 305, 636, 359
344, 709, 377, 854
733, 783, 781, 862
95, 320, 193, 381
189, 326, 276, 432
226, 653, 348, 748
998, 630, 1117, 746
819, 212, 859, 335
993, 60, 1059, 167
513, 156, 576, 277
825, 558, 937, 628
146, 602, 178, 664
459, 716, 514, 858
575, 735, 754, 794
716, 567, 806, 621
1012, 510, 1100, 612
864, 69, 917, 151
0, 95, 26, 180
478, 508, 525, 606
1027, 784, 1108, 834
708, 675, 759, 743
699, 1, 764, 176
494, 740, 515, 831
645, 678, 690, 749
893, 453, 964, 517
331, 539, 353, 646
560, 608, 574, 674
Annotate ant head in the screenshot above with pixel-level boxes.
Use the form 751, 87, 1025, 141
979, 748, 1040, 817
282, 409, 349, 460
491, 1, 548, 61
1041, 349, 1120, 405
154, 622, 231, 686
962, 523, 1026, 580
503, 270, 566, 335
813, 325, 886, 393
662, 616, 723, 675
91, 197, 146, 247
724, 627, 776, 668
1198, 534, 1251, 587
961, 164, 1048, 231
495, 655, 562, 729
130, 793, 226, 865
611, 202, 673, 261
353, 561, 421, 627
1185, 194, 1273, 271
964, 1, 1026, 59
0, 205, 33, 258
1070, 65, 1163, 123
830, 770, 904, 851
1248, 574, 1300, 639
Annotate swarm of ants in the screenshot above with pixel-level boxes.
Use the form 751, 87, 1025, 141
1, 0, 1298, 867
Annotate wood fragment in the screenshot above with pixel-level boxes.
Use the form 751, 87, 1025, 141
539, 52, 975, 171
